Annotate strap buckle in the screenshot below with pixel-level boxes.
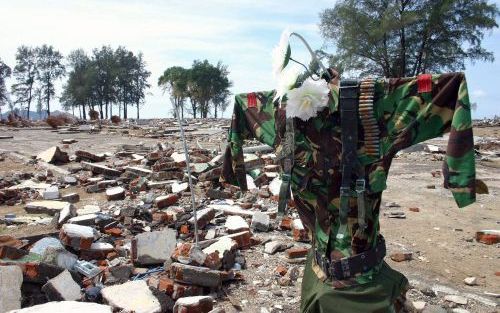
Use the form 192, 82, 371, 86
355, 179, 366, 193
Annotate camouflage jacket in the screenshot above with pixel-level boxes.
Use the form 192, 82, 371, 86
221, 72, 476, 288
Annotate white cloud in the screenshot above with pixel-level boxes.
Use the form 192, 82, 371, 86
0, 0, 336, 118
471, 89, 486, 98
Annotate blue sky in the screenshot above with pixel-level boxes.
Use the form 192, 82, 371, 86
0, 0, 498, 118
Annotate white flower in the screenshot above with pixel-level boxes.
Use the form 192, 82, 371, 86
271, 29, 291, 78
273, 65, 301, 103
286, 78, 330, 121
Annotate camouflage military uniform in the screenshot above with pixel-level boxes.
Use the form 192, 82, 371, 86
221, 72, 476, 313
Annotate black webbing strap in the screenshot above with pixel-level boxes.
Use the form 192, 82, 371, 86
340, 80, 360, 189
315, 235, 386, 280
338, 80, 360, 238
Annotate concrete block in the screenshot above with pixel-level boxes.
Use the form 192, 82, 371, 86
173, 296, 214, 313
132, 228, 177, 265
0, 265, 23, 312
101, 280, 161, 313
41, 269, 81, 301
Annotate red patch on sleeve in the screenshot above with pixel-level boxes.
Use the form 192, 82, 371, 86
417, 74, 432, 93
247, 93, 257, 108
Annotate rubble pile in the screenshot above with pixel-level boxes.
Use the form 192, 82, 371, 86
0, 119, 497, 313
0, 133, 313, 313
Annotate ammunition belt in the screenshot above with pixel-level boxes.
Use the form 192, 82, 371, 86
359, 79, 380, 157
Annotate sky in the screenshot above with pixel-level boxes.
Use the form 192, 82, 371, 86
0, 0, 499, 119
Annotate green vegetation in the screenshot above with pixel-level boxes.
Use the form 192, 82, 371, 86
158, 60, 232, 119
319, 0, 499, 77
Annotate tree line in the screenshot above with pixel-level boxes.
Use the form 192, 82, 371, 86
158, 60, 232, 119
0, 45, 151, 120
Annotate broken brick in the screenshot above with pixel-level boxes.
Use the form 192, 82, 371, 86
285, 247, 309, 259
155, 194, 179, 209
173, 295, 214, 313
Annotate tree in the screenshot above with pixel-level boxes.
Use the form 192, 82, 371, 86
319, 0, 499, 77
158, 66, 189, 119
130, 53, 151, 120
61, 49, 93, 119
11, 46, 38, 119
211, 62, 232, 118
188, 60, 231, 118
0, 59, 12, 118
92, 46, 117, 119
36, 45, 65, 116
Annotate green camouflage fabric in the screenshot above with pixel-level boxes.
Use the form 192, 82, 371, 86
221, 72, 475, 290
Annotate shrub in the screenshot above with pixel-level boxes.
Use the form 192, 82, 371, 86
110, 115, 121, 124
45, 116, 66, 129
89, 110, 99, 120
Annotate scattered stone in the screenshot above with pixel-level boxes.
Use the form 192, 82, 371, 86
30, 237, 64, 255
0, 265, 23, 312
251, 211, 270, 232
292, 219, 309, 242
105, 186, 125, 201
64, 176, 78, 185
463, 276, 477, 286
383, 211, 406, 219
173, 295, 214, 313
78, 204, 101, 215
409, 207, 420, 212
81, 162, 122, 177
189, 207, 215, 229
451, 309, 470, 313
155, 194, 179, 209
132, 228, 177, 265
390, 252, 413, 262
203, 237, 238, 270
172, 182, 189, 193
41, 269, 81, 301
37, 146, 69, 164
444, 295, 468, 305
43, 185, 60, 200
225, 215, 250, 233
412, 301, 427, 312
169, 262, 224, 287
101, 280, 161, 313
61, 192, 80, 203
59, 224, 97, 250
25, 200, 73, 216
7, 301, 112, 313
75, 150, 105, 162
264, 240, 286, 254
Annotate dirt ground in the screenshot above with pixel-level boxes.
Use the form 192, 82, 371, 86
0, 125, 498, 312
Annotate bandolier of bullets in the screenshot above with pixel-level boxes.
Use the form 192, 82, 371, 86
359, 79, 380, 157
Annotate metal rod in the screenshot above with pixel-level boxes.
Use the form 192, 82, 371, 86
174, 106, 199, 247
290, 32, 330, 79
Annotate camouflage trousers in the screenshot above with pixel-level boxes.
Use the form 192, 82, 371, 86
300, 253, 410, 313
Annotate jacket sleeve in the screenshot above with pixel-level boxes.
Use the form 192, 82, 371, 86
379, 73, 475, 207
220, 91, 282, 190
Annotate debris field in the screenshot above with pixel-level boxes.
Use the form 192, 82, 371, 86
0, 119, 498, 313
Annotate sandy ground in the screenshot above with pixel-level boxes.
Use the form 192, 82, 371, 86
0, 125, 498, 312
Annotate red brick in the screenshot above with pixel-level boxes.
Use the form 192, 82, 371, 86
390, 252, 413, 262
275, 265, 287, 276
180, 224, 190, 235
104, 227, 122, 237
476, 231, 499, 245
155, 194, 179, 209
173, 296, 214, 313
285, 247, 308, 259
280, 217, 292, 230
409, 207, 420, 212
